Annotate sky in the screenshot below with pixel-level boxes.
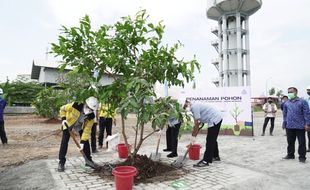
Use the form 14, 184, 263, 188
0, 0, 309, 97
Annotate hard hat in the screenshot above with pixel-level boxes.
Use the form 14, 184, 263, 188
0, 88, 3, 94
307, 85, 310, 90
85, 96, 98, 111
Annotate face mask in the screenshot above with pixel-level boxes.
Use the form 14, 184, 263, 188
268, 101, 272, 103
307, 92, 310, 96
0, 95, 3, 99
287, 93, 296, 100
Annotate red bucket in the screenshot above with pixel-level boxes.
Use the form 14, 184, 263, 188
188, 144, 201, 160
112, 166, 137, 190
116, 144, 130, 158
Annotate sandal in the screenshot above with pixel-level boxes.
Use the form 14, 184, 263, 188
193, 160, 209, 167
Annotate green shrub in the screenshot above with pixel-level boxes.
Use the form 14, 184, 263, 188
33, 87, 67, 119
252, 105, 263, 112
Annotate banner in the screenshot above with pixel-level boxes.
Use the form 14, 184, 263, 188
179, 86, 253, 136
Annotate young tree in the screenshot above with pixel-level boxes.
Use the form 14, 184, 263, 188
276, 90, 283, 98
51, 10, 200, 163
269, 87, 275, 96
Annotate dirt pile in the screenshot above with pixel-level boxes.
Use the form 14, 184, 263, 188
94, 154, 188, 183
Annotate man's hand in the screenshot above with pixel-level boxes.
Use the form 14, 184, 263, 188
305, 125, 310, 132
191, 119, 201, 136
62, 120, 68, 130
78, 143, 84, 151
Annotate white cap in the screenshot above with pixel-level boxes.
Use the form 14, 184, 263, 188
0, 88, 3, 94
306, 85, 310, 90
85, 96, 98, 111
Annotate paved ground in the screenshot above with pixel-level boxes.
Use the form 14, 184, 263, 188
1, 112, 310, 190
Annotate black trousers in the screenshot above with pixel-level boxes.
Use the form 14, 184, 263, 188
286, 128, 306, 159
262, 117, 275, 134
58, 129, 92, 165
165, 123, 181, 153
0, 121, 7, 144
307, 131, 310, 150
91, 123, 97, 151
98, 117, 112, 146
203, 120, 222, 163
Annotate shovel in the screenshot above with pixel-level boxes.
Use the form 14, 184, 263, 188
68, 128, 97, 169
171, 124, 204, 168
35, 129, 62, 141
149, 130, 162, 161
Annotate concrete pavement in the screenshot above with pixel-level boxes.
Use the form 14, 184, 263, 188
1, 112, 310, 189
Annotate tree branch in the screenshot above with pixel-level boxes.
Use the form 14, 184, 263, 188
142, 129, 160, 141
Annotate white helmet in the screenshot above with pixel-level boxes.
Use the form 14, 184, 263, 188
85, 96, 98, 111
306, 85, 310, 90
0, 88, 3, 94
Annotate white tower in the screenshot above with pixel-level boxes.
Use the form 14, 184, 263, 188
207, 0, 262, 87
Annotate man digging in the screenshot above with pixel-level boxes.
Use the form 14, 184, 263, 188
58, 96, 99, 172
183, 99, 223, 167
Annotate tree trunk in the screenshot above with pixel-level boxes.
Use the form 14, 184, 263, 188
121, 113, 131, 158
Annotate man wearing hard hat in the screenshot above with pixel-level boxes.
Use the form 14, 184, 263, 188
306, 85, 310, 152
58, 96, 98, 172
0, 88, 8, 146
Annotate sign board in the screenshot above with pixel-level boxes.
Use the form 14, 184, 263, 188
179, 86, 253, 136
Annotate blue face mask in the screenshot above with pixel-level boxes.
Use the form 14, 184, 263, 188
0, 95, 3, 99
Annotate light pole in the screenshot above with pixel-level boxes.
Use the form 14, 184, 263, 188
265, 77, 272, 96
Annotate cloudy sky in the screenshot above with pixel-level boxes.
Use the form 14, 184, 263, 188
0, 0, 309, 97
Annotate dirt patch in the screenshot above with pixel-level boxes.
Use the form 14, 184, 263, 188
0, 114, 140, 173
41, 118, 61, 124
93, 154, 188, 184
0, 115, 80, 173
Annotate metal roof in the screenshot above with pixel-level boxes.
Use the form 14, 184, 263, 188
207, 0, 262, 20
30, 60, 71, 80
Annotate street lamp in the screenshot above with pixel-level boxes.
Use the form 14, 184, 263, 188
265, 77, 272, 96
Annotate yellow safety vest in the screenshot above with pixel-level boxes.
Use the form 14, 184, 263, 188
59, 102, 94, 142
99, 104, 116, 118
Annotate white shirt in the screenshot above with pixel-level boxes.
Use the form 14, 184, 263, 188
263, 103, 277, 118
190, 102, 222, 128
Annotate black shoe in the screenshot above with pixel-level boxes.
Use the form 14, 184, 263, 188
99, 145, 103, 149
261, 133, 265, 136
306, 149, 310, 153
193, 160, 209, 167
92, 149, 98, 153
299, 158, 306, 163
167, 152, 178, 158
58, 163, 65, 172
163, 148, 172, 152
283, 155, 295, 160
270, 133, 273, 136
213, 157, 221, 161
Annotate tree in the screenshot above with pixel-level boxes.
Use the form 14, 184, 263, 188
51, 10, 200, 163
276, 90, 283, 98
0, 79, 44, 106
230, 103, 243, 124
268, 87, 275, 96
